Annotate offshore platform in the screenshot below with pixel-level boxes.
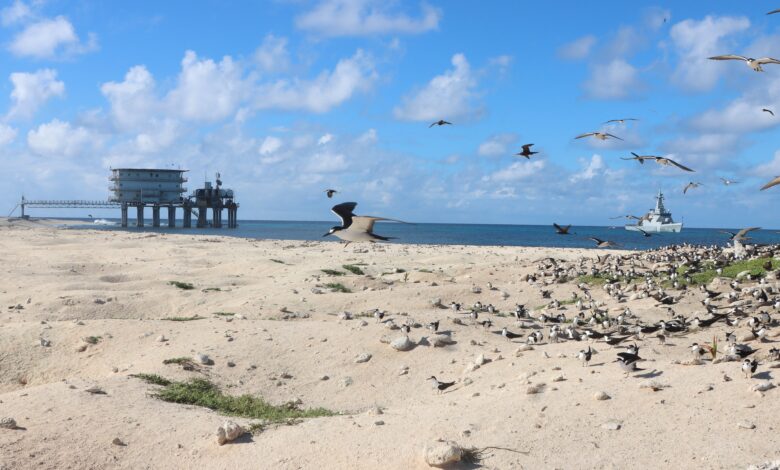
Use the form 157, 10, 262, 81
14, 168, 238, 229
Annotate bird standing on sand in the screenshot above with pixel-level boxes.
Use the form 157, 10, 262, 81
499, 327, 522, 340
553, 223, 572, 235
578, 346, 592, 367
428, 376, 456, 393
324, 189, 338, 198
515, 143, 538, 159
575, 132, 623, 141
429, 120, 452, 128
708, 55, 780, 72
742, 358, 758, 379
760, 176, 780, 190
616, 352, 644, 377
323, 202, 405, 246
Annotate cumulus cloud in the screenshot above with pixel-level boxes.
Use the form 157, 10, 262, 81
583, 59, 641, 100
6, 69, 65, 120
1, 0, 31, 26
569, 154, 605, 183
477, 133, 517, 157
253, 34, 290, 73
100, 65, 158, 131
259, 136, 283, 156
669, 15, 750, 92
167, 51, 248, 122
558, 35, 596, 60
296, 0, 441, 37
0, 124, 17, 146
8, 16, 97, 59
488, 160, 545, 182
27, 119, 101, 157
256, 50, 375, 113
394, 53, 479, 121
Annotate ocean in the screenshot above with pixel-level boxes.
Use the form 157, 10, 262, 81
65, 218, 780, 250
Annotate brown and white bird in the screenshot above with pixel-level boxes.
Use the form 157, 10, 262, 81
589, 237, 616, 248
760, 176, 780, 190
515, 143, 538, 159
553, 223, 572, 235
709, 55, 780, 72
575, 132, 623, 141
653, 156, 695, 172
603, 118, 638, 124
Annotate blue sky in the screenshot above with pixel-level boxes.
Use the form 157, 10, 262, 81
1, 0, 780, 227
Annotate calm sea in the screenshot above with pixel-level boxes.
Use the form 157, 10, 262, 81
65, 218, 780, 251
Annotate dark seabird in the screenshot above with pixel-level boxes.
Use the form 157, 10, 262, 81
324, 202, 405, 245
429, 120, 452, 127
515, 143, 538, 159
553, 223, 572, 235
428, 376, 456, 393
324, 189, 338, 198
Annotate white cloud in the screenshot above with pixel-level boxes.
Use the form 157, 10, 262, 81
6, 69, 65, 120
100, 65, 157, 131
357, 128, 377, 145
259, 136, 283, 155
755, 151, 780, 176
0, 124, 17, 146
394, 53, 479, 121
477, 133, 517, 157
489, 160, 545, 182
167, 51, 247, 122
305, 151, 347, 173
583, 59, 641, 100
1, 0, 31, 26
569, 154, 605, 183
296, 0, 441, 37
558, 35, 596, 60
8, 16, 96, 59
27, 119, 100, 157
318, 133, 334, 145
643, 7, 670, 31
256, 50, 375, 113
253, 34, 290, 73
669, 15, 750, 92
134, 119, 180, 154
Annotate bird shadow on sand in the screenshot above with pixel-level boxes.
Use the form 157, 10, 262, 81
635, 369, 663, 379
586, 362, 606, 367
753, 371, 773, 380
229, 433, 255, 445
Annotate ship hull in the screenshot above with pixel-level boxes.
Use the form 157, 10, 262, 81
625, 223, 682, 233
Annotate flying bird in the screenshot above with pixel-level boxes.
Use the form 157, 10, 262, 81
768, 9, 780, 14
636, 227, 651, 237
575, 132, 623, 141
610, 214, 642, 220
763, 108, 775, 116
720, 227, 760, 241
515, 143, 538, 159
553, 223, 572, 235
589, 237, 616, 248
708, 55, 780, 72
621, 152, 654, 164
653, 156, 695, 172
683, 182, 702, 194
429, 120, 452, 128
323, 202, 406, 245
324, 189, 337, 198
760, 176, 780, 190
603, 118, 638, 124
720, 177, 739, 186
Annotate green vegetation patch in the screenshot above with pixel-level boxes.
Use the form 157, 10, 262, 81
341, 264, 365, 275
168, 281, 195, 290
163, 315, 204, 322
324, 282, 351, 293
213, 311, 236, 317
132, 376, 335, 423
321, 269, 345, 276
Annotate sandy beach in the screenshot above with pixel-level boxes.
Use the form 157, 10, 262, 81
1, 218, 779, 469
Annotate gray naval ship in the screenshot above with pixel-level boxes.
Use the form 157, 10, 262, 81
625, 190, 683, 233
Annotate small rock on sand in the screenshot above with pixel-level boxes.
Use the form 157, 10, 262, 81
0, 417, 17, 429
390, 336, 415, 351
594, 391, 610, 401
216, 420, 245, 445
601, 420, 621, 431
526, 383, 545, 394
112, 437, 126, 446
738, 421, 756, 430
196, 353, 212, 365
423, 440, 463, 467
355, 353, 372, 363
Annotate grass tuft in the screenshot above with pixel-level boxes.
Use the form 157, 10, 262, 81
162, 356, 193, 365
133, 376, 335, 422
163, 315, 204, 322
324, 282, 351, 293
341, 264, 365, 275
168, 281, 194, 290
83, 335, 102, 344
270, 259, 286, 264
202, 287, 222, 292
213, 311, 236, 317
321, 269, 345, 276
131, 373, 172, 386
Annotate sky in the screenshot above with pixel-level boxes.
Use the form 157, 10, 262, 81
1, 0, 780, 228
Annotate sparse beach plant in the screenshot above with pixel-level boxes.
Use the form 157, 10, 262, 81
324, 282, 351, 293
321, 269, 345, 276
163, 315, 204, 322
342, 264, 364, 275
168, 281, 195, 290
